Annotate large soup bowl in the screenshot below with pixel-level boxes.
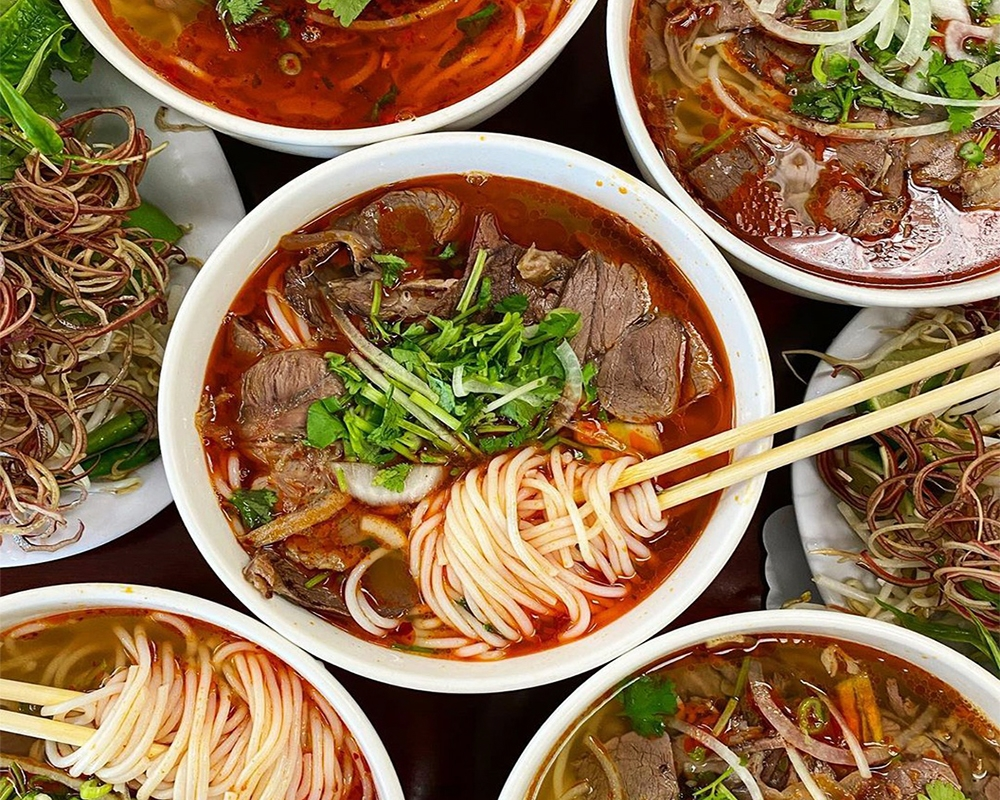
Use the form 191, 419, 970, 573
60, 0, 598, 157
0, 583, 405, 800
499, 609, 1000, 799
159, 131, 774, 693
606, 0, 1000, 307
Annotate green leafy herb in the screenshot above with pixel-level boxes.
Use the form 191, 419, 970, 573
457, 2, 499, 37
307, 396, 348, 448
217, 0, 265, 25
494, 293, 528, 314
959, 140, 985, 167
369, 83, 398, 122
274, 18, 291, 38
916, 781, 971, 800
618, 675, 679, 737
785, 0, 805, 14
227, 488, 278, 529
581, 361, 599, 407
304, 571, 330, 588
374, 462, 413, 492
693, 767, 739, 800
307, 0, 373, 27
971, 60, 1000, 96
436, 242, 458, 260
809, 7, 842, 19
372, 253, 408, 287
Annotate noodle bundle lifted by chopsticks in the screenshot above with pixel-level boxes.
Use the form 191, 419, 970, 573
344, 447, 668, 658
33, 612, 372, 800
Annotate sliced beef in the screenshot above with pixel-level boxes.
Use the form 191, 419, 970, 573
283, 513, 366, 572
575, 732, 679, 800
326, 276, 457, 319
597, 315, 686, 423
452, 213, 566, 323
246, 441, 340, 508
240, 349, 343, 441
855, 758, 960, 800
685, 320, 722, 397
689, 133, 770, 205
355, 188, 462, 249
279, 228, 376, 268
558, 251, 651, 364
244, 550, 350, 617
961, 164, 1000, 208
285, 259, 342, 333
822, 184, 869, 232
736, 30, 812, 79
644, 0, 669, 71
853, 196, 907, 238
229, 316, 265, 358
711, 0, 756, 32
835, 139, 905, 198
907, 133, 974, 187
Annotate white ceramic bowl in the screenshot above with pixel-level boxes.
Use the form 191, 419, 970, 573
0, 583, 404, 800
500, 609, 1000, 799
606, 0, 1000, 307
60, 0, 598, 157
159, 131, 774, 693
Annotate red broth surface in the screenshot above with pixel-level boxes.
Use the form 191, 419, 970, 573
93, 0, 570, 128
199, 174, 736, 657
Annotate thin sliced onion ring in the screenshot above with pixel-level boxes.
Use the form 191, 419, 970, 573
668, 719, 764, 800
743, 0, 896, 46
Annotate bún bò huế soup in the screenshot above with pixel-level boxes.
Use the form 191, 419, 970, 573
531, 633, 1000, 799
197, 173, 735, 660
93, 0, 570, 129
0, 610, 375, 800
630, 0, 1000, 287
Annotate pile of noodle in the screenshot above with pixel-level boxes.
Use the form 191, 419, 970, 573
9, 613, 372, 800
0, 108, 184, 550
342, 446, 669, 658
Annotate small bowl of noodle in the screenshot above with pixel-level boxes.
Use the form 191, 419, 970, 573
0, 583, 403, 800
159, 131, 773, 693
608, 0, 1000, 305
500, 609, 1000, 800
59, 0, 597, 157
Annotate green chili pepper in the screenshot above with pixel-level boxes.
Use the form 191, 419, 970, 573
85, 411, 148, 455
79, 780, 113, 800
82, 439, 160, 479
797, 696, 829, 734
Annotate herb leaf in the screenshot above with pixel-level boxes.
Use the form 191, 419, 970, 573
373, 462, 413, 492
227, 488, 278, 529
457, 2, 498, 37
216, 0, 265, 25
308, 0, 373, 28
618, 675, 679, 738
917, 781, 971, 800
372, 253, 408, 287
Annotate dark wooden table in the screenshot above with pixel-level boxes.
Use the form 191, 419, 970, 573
1, 3, 860, 796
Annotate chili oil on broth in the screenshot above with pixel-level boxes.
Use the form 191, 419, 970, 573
198, 173, 735, 660
627, 0, 1000, 288
92, 0, 569, 129
531, 634, 1000, 800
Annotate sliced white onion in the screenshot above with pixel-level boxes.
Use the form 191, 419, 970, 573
785, 747, 833, 800
668, 719, 764, 800
359, 513, 409, 549
902, 47, 936, 90
743, 0, 896, 46
875, 0, 900, 48
850, 44, 1000, 105
930, 0, 971, 23
760, 0, 782, 14
335, 463, 446, 506
548, 340, 584, 432
818, 694, 872, 778
896, 0, 932, 64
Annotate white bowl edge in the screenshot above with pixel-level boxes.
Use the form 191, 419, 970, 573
0, 583, 405, 800
159, 130, 775, 693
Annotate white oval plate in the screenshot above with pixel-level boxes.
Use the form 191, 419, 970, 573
1, 57, 245, 568
790, 307, 917, 604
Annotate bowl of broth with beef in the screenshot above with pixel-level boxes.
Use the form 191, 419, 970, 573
608, 0, 1000, 305
500, 610, 1000, 800
158, 131, 773, 692
61, 0, 597, 155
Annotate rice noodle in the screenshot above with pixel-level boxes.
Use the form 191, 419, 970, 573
784, 746, 832, 800
352, 446, 667, 656
40, 620, 365, 800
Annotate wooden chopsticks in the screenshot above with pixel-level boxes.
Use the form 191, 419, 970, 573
610, 328, 1000, 510
0, 677, 92, 748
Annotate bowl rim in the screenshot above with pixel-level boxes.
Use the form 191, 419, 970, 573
159, 130, 775, 693
498, 607, 1000, 800
604, 0, 1000, 307
59, 0, 599, 147
0, 582, 405, 800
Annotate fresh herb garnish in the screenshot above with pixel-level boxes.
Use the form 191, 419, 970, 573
971, 60, 1000, 96
274, 18, 291, 38
373, 462, 413, 492
693, 767, 738, 800
436, 241, 458, 260
372, 253, 408, 287
916, 781, 971, 800
493, 293, 529, 313
618, 674, 679, 737
785, 0, 806, 14
227, 488, 278, 529
440, 3, 500, 66
369, 83, 399, 122
307, 0, 373, 27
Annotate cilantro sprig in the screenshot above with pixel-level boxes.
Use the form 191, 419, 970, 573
227, 488, 278, 529
917, 781, 971, 800
617, 675, 679, 738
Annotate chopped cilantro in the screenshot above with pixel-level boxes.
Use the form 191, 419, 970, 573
216, 0, 264, 25
373, 462, 413, 492
971, 60, 1000, 96
306, 0, 373, 26
494, 294, 529, 314
369, 83, 399, 122
307, 396, 348, 448
436, 241, 458, 260
916, 782, 971, 800
372, 253, 408, 287
227, 488, 277, 530
785, 0, 806, 13
948, 107, 976, 133
618, 675, 679, 738
581, 361, 599, 407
